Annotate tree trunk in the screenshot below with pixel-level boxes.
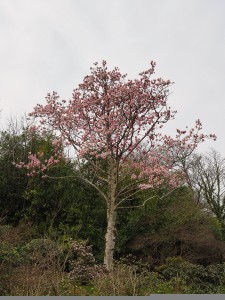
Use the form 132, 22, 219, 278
104, 159, 118, 271
104, 208, 117, 271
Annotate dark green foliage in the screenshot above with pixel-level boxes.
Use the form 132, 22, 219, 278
0, 127, 106, 260
23, 173, 106, 260
0, 127, 65, 222
117, 186, 225, 266
0, 130, 29, 221
157, 257, 225, 293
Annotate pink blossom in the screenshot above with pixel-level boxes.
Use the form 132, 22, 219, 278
18, 61, 216, 189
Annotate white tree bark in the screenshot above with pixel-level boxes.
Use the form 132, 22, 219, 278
104, 208, 117, 271
104, 159, 118, 271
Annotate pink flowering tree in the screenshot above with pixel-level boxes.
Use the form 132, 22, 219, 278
19, 61, 216, 270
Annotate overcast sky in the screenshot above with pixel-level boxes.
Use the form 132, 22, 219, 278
0, 0, 224, 153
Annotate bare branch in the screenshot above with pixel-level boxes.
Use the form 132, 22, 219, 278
117, 187, 178, 209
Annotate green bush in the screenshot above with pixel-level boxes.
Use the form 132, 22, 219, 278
157, 257, 225, 294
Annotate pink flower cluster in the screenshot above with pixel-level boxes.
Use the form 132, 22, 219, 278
16, 138, 64, 177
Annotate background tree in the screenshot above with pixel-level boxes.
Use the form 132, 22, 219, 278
187, 150, 225, 238
21, 61, 215, 270
0, 120, 30, 221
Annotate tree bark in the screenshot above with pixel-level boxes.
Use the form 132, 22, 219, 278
104, 159, 118, 271
104, 208, 117, 271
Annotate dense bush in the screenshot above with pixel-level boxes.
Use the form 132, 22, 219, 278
0, 223, 100, 296
0, 224, 62, 295
0, 222, 225, 295
93, 256, 225, 295
157, 257, 225, 294
119, 187, 225, 266
93, 259, 154, 296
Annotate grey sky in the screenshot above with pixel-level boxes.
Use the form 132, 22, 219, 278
0, 0, 224, 153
